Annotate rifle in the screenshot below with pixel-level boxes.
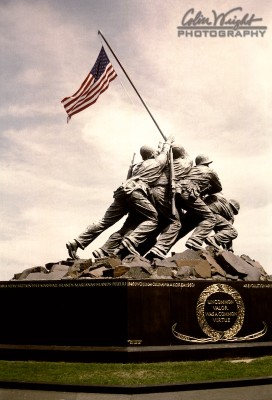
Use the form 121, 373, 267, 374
126, 152, 136, 179
169, 146, 177, 216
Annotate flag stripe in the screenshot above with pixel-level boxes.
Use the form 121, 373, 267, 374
61, 74, 94, 107
61, 46, 117, 120
67, 71, 116, 117
64, 64, 115, 113
65, 76, 111, 115
65, 66, 116, 116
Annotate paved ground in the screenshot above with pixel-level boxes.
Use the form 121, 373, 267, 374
1, 385, 272, 400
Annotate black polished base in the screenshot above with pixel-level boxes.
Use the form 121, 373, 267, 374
0, 341, 272, 363
0, 279, 271, 362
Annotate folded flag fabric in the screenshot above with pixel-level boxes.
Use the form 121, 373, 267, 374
61, 46, 117, 121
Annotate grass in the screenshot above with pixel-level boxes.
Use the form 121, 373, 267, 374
0, 357, 272, 386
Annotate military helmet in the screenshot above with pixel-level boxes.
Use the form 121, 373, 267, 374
140, 145, 156, 160
229, 199, 240, 215
172, 144, 186, 159
195, 154, 213, 165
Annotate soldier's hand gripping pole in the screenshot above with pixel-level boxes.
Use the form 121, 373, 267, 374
169, 146, 177, 216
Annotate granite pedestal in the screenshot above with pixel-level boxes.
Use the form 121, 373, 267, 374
0, 279, 271, 362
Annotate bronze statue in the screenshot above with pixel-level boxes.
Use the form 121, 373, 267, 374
175, 154, 222, 251
66, 135, 175, 259
66, 140, 241, 261
145, 145, 193, 260
204, 195, 240, 252
172, 194, 240, 253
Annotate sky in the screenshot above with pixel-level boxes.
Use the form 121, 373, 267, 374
0, 0, 271, 280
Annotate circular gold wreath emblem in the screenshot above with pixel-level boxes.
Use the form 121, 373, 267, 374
196, 283, 245, 340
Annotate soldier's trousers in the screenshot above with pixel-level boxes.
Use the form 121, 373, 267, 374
175, 211, 237, 249
178, 195, 216, 246
213, 214, 238, 244
99, 213, 142, 255
75, 189, 158, 250
148, 186, 181, 255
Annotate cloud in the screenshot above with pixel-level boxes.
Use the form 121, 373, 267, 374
0, 0, 271, 280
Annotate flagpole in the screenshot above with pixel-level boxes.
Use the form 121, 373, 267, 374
98, 30, 167, 142
98, 30, 177, 216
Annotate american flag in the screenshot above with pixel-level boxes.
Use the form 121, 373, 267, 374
61, 46, 117, 121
